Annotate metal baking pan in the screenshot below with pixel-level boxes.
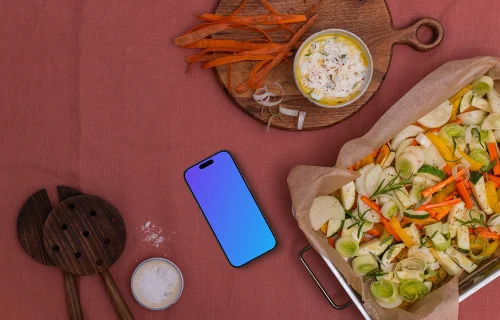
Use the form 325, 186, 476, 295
299, 246, 500, 319
292, 208, 500, 319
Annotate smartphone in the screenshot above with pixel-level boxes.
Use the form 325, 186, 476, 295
184, 151, 276, 267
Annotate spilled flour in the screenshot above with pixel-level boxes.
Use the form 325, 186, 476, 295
137, 221, 177, 247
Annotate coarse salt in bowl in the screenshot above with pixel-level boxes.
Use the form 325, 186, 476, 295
131, 258, 184, 310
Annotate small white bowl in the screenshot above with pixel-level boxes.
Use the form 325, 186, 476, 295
293, 29, 373, 108
131, 258, 184, 311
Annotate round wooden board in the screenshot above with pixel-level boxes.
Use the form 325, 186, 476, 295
213, 0, 444, 130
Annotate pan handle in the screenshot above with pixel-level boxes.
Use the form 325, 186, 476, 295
299, 246, 352, 310
63, 271, 83, 320
101, 269, 135, 320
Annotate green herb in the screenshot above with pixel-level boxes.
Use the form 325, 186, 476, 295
370, 172, 412, 198
305, 52, 311, 56
443, 157, 462, 162
320, 52, 327, 56
354, 72, 359, 75
452, 137, 458, 156
345, 210, 354, 219
456, 210, 487, 235
370, 252, 384, 265
363, 268, 388, 282
419, 233, 435, 248
348, 209, 371, 238
384, 244, 395, 260
341, 54, 347, 59
352, 83, 358, 89
307, 89, 314, 95
329, 74, 333, 82
381, 236, 394, 246
472, 128, 486, 149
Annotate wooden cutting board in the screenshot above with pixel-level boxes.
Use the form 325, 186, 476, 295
213, 0, 443, 130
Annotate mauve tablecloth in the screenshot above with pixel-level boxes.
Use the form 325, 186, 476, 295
1, 0, 500, 319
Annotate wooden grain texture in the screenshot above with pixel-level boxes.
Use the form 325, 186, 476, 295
43, 195, 126, 276
101, 269, 134, 320
212, 0, 444, 130
58, 186, 84, 320
17, 189, 55, 266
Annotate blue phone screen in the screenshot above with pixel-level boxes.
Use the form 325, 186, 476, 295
184, 151, 276, 267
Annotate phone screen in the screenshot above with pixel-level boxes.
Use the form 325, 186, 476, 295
184, 151, 276, 267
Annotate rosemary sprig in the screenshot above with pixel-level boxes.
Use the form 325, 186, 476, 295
370, 252, 384, 265
472, 128, 486, 149
419, 233, 436, 248
481, 157, 498, 173
456, 210, 487, 229
348, 209, 370, 238
370, 172, 412, 198
363, 268, 388, 282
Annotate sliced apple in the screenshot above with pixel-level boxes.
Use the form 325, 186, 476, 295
309, 195, 345, 231
339, 181, 356, 210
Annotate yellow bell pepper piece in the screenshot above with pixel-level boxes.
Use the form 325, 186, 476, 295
425, 133, 460, 167
389, 217, 415, 247
455, 149, 483, 171
375, 145, 390, 165
482, 239, 500, 257
320, 222, 328, 234
356, 154, 374, 170
485, 181, 500, 212
450, 99, 461, 121
450, 84, 472, 104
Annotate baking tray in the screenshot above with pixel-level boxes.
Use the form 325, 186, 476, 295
294, 210, 500, 319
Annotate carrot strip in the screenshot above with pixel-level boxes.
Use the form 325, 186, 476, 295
443, 165, 452, 176
235, 44, 286, 56
456, 181, 472, 209
469, 227, 500, 240
444, 193, 457, 201
360, 196, 401, 241
183, 39, 277, 49
230, 23, 274, 43
486, 174, 500, 187
198, 14, 306, 24
328, 237, 335, 247
235, 14, 318, 93
229, 0, 246, 17
305, 1, 322, 16
175, 23, 232, 47
434, 206, 451, 221
421, 170, 464, 198
366, 228, 381, 238
417, 198, 461, 210
249, 59, 271, 87
202, 55, 276, 69
259, 0, 278, 14
425, 209, 437, 219
487, 143, 500, 175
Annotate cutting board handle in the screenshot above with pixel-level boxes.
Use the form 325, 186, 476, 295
394, 18, 444, 52
101, 269, 135, 320
63, 271, 84, 320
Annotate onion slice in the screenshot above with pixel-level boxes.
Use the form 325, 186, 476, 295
279, 105, 299, 117
452, 163, 470, 181
297, 111, 306, 130
253, 83, 284, 107
465, 125, 480, 144
266, 114, 283, 132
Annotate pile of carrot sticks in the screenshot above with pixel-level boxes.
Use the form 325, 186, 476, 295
174, 0, 320, 93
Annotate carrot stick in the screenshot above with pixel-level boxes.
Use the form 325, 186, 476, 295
235, 44, 286, 56
230, 23, 274, 42
185, 52, 235, 64
425, 209, 437, 219
417, 198, 461, 210
434, 206, 451, 221
175, 23, 232, 47
305, 1, 322, 16
456, 181, 473, 209
443, 165, 452, 176
235, 14, 318, 93
487, 143, 500, 175
328, 236, 335, 247
183, 39, 278, 49
249, 59, 271, 87
360, 196, 401, 241
198, 14, 307, 24
469, 227, 500, 240
486, 173, 500, 187
366, 228, 381, 238
202, 54, 276, 69
259, 0, 279, 14
421, 170, 465, 198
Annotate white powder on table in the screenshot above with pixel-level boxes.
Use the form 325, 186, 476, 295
133, 259, 183, 309
137, 221, 165, 247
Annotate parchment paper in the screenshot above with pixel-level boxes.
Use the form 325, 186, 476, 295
288, 56, 500, 320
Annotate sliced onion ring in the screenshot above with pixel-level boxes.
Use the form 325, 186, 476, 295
465, 125, 480, 144
253, 83, 284, 107
453, 163, 470, 181
297, 111, 306, 130
279, 105, 299, 117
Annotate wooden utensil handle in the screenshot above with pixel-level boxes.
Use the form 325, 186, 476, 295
63, 271, 83, 320
101, 269, 134, 320
394, 18, 444, 52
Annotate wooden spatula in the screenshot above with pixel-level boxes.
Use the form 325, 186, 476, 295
17, 187, 84, 320
43, 194, 134, 320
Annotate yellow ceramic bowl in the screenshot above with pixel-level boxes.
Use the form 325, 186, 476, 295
293, 29, 373, 108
